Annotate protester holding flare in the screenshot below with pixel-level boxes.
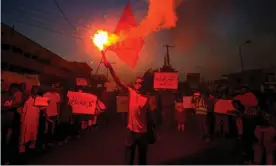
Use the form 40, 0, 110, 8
102, 55, 156, 165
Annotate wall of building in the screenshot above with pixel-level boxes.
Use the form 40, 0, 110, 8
1, 23, 93, 86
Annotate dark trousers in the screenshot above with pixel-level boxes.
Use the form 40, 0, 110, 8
37, 111, 47, 147
125, 130, 148, 165
72, 115, 81, 136
1, 124, 12, 163
46, 116, 58, 144
162, 107, 174, 129
207, 112, 215, 138
1, 112, 21, 164
56, 122, 71, 141
196, 114, 208, 138
242, 119, 257, 161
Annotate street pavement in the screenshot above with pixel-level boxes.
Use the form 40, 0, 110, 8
27, 116, 243, 165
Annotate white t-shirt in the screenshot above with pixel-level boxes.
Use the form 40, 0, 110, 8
127, 87, 148, 133
43, 92, 60, 117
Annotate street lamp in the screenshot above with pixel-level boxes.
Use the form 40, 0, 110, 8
238, 40, 251, 72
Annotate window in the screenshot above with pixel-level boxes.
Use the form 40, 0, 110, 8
23, 52, 32, 58
39, 59, 50, 64
12, 46, 23, 54
2, 44, 11, 50
31, 55, 38, 60
8, 64, 39, 74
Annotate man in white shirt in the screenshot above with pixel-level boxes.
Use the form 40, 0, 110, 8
104, 58, 156, 165
43, 88, 61, 146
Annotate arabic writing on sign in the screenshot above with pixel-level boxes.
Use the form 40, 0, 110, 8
68, 97, 95, 108
154, 72, 178, 89
67, 91, 97, 115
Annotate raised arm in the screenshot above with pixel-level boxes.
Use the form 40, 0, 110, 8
103, 54, 128, 91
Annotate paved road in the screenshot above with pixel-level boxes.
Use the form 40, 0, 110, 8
27, 117, 243, 165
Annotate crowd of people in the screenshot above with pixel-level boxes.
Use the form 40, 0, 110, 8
1, 59, 276, 165
1, 81, 109, 165
103, 58, 276, 165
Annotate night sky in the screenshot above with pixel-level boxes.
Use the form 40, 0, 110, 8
2, 0, 276, 82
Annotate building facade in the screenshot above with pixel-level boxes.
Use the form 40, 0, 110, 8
223, 67, 276, 92
1, 23, 94, 87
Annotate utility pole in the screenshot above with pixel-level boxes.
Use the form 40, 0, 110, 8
163, 44, 174, 67
100, 61, 116, 80
238, 40, 251, 72
95, 57, 115, 81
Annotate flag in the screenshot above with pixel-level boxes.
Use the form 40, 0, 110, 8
108, 1, 144, 68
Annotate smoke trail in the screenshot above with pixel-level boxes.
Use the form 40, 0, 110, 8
128, 0, 184, 38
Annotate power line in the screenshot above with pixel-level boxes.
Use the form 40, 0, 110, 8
3, 7, 90, 35
3, 9, 64, 32
52, 0, 78, 33
4, 7, 64, 26
2, 13, 83, 40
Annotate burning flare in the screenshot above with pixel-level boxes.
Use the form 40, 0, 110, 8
92, 30, 119, 51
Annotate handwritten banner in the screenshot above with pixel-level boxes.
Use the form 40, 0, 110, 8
34, 97, 49, 107
214, 100, 238, 116
76, 78, 88, 86
183, 96, 195, 109
116, 96, 129, 113
67, 91, 97, 115
154, 72, 178, 89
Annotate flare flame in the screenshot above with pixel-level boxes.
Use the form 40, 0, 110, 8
92, 30, 119, 51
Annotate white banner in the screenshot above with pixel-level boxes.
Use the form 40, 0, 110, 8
214, 99, 238, 116
76, 78, 88, 86
154, 72, 178, 89
34, 97, 49, 107
116, 96, 129, 113
182, 96, 195, 109
67, 91, 97, 115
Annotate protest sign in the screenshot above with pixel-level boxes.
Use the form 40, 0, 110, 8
183, 96, 195, 109
214, 100, 238, 116
76, 78, 88, 86
116, 96, 129, 113
105, 82, 117, 92
67, 91, 97, 115
34, 97, 49, 107
154, 72, 178, 89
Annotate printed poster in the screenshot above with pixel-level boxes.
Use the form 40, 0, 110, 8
154, 72, 178, 89
182, 96, 195, 109
214, 99, 238, 116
